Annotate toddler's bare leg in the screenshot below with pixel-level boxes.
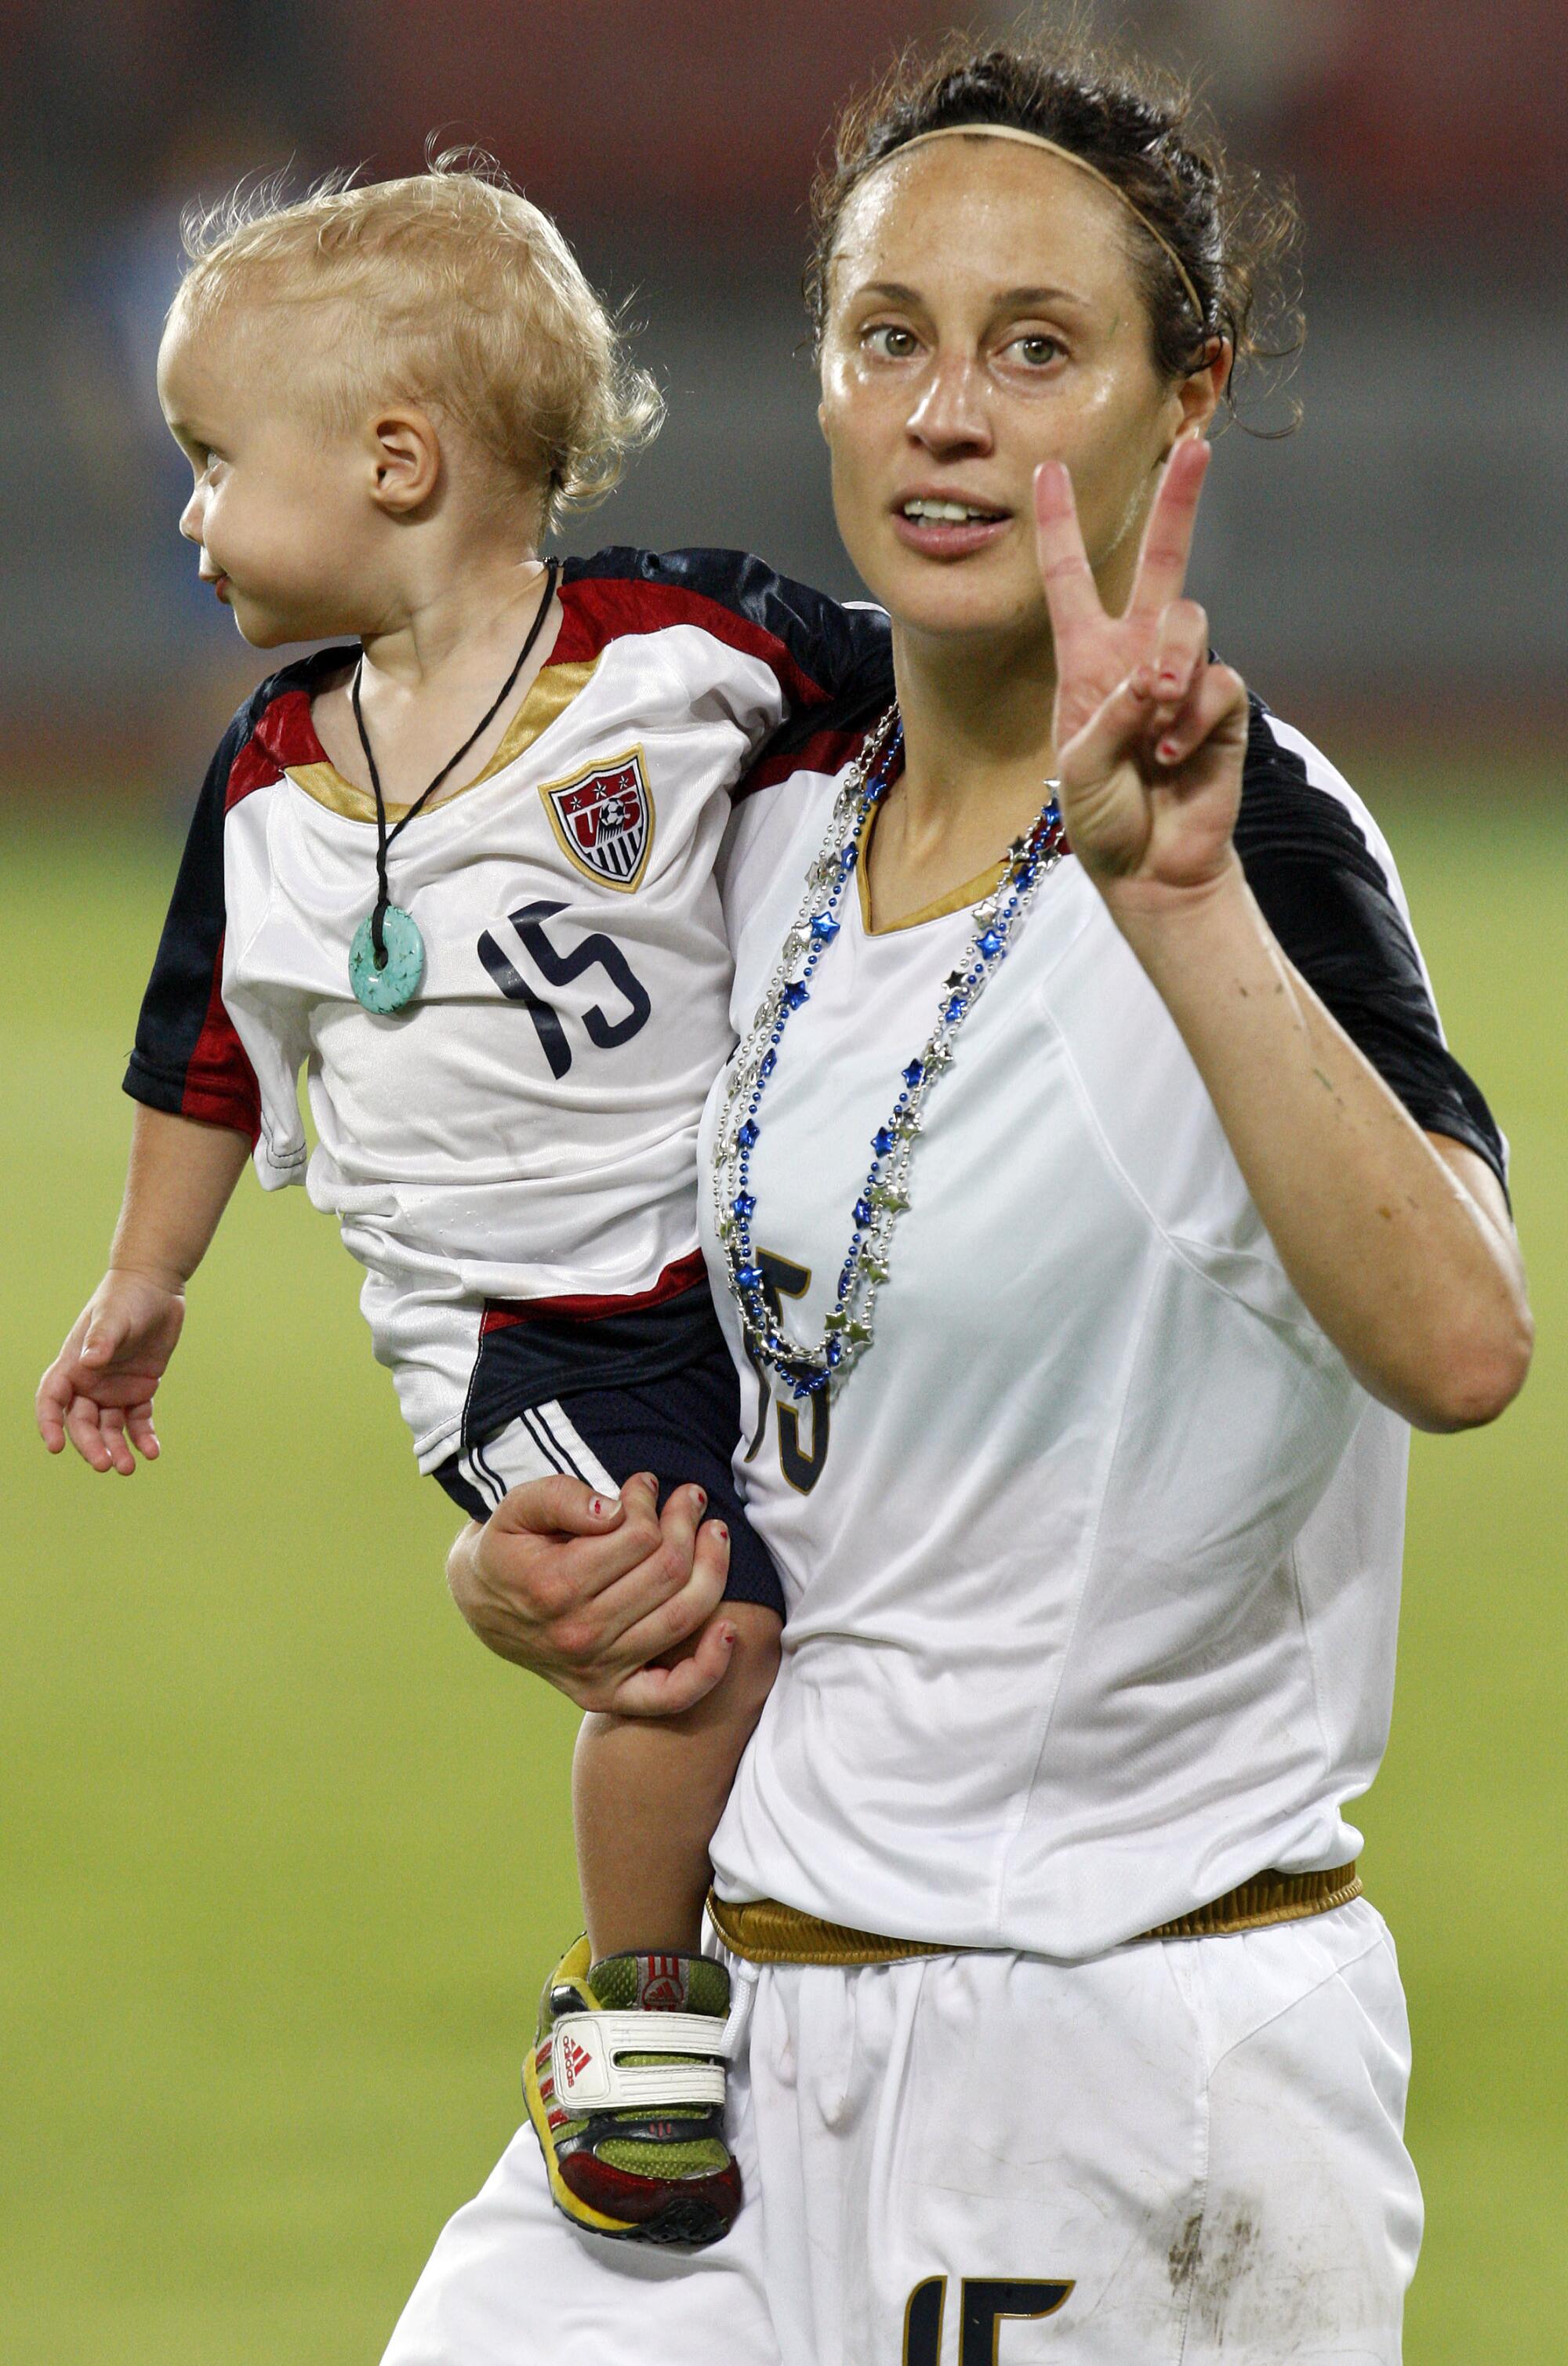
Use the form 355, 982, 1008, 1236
572, 1601, 782, 1957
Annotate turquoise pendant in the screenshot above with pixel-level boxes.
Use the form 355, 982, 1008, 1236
349, 905, 425, 1014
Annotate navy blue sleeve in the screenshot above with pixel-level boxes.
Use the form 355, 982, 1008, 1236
122, 700, 263, 1139
734, 644, 895, 802
1238, 703, 1508, 1192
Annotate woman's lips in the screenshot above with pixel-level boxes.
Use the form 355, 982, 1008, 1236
207, 574, 230, 603
891, 510, 1011, 560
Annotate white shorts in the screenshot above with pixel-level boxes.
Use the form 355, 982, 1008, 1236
382, 1899, 1420, 2364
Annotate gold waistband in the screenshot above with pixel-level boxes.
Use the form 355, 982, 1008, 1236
707, 1864, 1363, 1968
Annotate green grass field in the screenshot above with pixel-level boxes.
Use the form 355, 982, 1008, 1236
2, 790, 1563, 2362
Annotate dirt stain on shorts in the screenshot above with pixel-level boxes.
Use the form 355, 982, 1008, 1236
1190, 2207, 1261, 2342
1167, 2212, 1204, 2295
1167, 2199, 1267, 2342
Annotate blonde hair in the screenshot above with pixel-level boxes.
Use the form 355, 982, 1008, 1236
174, 154, 664, 529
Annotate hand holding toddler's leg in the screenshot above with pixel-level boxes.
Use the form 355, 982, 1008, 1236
447, 1471, 736, 1711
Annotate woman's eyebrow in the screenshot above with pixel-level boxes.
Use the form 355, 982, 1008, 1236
990, 284, 1092, 314
853, 281, 925, 307
850, 279, 1093, 316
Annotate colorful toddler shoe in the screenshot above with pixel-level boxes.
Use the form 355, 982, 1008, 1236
524, 1937, 741, 2247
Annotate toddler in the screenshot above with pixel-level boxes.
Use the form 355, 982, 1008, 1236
37, 161, 886, 2248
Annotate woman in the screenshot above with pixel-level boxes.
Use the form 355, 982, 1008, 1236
386, 33, 1530, 2364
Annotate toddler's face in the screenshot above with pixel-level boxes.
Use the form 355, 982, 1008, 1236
158, 306, 376, 648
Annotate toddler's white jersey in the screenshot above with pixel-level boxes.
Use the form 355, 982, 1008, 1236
701, 696, 1507, 1961
125, 550, 887, 1467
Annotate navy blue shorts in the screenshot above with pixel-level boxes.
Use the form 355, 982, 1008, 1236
430, 1279, 782, 1620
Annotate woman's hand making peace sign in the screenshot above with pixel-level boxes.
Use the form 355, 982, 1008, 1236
1035, 437, 1250, 897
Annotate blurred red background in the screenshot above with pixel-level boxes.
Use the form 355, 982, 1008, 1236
2, 1, 1563, 785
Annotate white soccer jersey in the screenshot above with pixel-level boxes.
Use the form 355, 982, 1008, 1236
125, 550, 887, 1466
701, 699, 1507, 1961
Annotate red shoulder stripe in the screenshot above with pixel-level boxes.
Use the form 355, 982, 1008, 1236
230, 688, 326, 805
190, 691, 302, 1134
553, 578, 825, 710
737, 724, 866, 801
179, 931, 263, 1142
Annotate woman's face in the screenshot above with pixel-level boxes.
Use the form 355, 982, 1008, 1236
818, 135, 1219, 647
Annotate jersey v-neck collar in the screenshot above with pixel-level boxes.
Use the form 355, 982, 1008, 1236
853, 793, 1007, 936
279, 611, 600, 827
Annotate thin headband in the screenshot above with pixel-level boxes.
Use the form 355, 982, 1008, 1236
872, 124, 1208, 328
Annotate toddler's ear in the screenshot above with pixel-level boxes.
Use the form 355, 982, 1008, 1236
367, 406, 442, 513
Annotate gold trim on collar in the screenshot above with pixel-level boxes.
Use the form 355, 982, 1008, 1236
284, 656, 601, 824
488, 659, 599, 779
855, 796, 1007, 935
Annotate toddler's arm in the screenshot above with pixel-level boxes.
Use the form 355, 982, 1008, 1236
37, 1105, 252, 1472
572, 1600, 782, 1957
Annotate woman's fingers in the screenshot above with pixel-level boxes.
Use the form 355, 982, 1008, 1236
487, 1470, 661, 1596
579, 1501, 708, 1639
1062, 651, 1245, 789
1149, 598, 1210, 725
448, 1469, 728, 1704
1058, 668, 1163, 793
596, 1504, 728, 1656
1127, 436, 1210, 620
598, 1515, 731, 1682
1149, 662, 1248, 770
1033, 460, 1105, 642
487, 1469, 631, 1546
570, 1475, 708, 1633
608, 1610, 737, 1719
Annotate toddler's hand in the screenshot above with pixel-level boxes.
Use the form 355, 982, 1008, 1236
35, 1270, 187, 1474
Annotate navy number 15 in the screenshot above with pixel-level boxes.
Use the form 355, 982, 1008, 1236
478, 899, 652, 1078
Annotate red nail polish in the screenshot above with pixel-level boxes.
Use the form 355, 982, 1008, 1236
712, 1522, 728, 1540
589, 1496, 605, 1517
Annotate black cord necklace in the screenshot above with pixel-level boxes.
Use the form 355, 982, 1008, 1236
347, 556, 561, 1014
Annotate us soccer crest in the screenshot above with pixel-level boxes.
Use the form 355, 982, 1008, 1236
540, 747, 654, 892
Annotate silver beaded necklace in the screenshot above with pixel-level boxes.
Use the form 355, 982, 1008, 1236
713, 706, 1069, 1401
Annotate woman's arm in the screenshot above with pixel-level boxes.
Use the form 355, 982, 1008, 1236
1109, 865, 1529, 1428
1035, 442, 1531, 1432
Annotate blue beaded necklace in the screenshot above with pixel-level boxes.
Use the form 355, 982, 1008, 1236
713, 706, 1069, 1399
